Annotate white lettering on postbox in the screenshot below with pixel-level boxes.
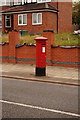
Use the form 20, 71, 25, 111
42, 47, 45, 53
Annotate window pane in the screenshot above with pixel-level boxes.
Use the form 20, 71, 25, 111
5, 15, 11, 27
6, 19, 10, 27
27, 0, 31, 3
18, 0, 22, 4
33, 13, 37, 24
23, 15, 27, 24
38, 14, 42, 23
43, 0, 46, 2
0, 16, 2, 28
0, 16, 2, 25
37, 0, 51, 3
6, 15, 10, 19
19, 15, 22, 24
38, 0, 42, 2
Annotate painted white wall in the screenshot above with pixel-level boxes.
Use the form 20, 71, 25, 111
1, 0, 77, 6
37, 0, 51, 3
1, 0, 12, 6
1, 0, 52, 6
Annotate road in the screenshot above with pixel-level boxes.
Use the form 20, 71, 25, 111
1, 77, 80, 118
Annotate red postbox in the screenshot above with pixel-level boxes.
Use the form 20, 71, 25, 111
34, 37, 47, 76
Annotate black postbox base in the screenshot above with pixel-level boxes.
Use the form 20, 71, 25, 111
36, 67, 46, 76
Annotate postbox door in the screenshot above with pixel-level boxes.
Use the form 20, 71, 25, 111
36, 42, 46, 68
41, 43, 46, 67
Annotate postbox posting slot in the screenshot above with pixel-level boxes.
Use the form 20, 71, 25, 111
42, 44, 46, 45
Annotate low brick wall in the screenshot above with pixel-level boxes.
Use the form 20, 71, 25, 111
1, 43, 9, 63
16, 45, 36, 64
0, 44, 80, 67
0, 30, 80, 67
51, 47, 80, 67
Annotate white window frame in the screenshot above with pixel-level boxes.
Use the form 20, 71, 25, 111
5, 15, 11, 28
32, 13, 42, 25
0, 15, 2, 28
18, 14, 27, 26
2, 0, 10, 6
37, 0, 51, 3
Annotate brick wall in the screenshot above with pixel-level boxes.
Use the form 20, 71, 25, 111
16, 46, 36, 64
49, 2, 72, 33
0, 44, 80, 67
51, 47, 79, 67
2, 15, 5, 32
58, 2, 72, 33
13, 11, 57, 34
1, 44, 9, 62
2, 2, 72, 33
0, 6, 10, 10
0, 30, 80, 67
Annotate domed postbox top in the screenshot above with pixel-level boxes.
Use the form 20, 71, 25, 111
34, 37, 48, 41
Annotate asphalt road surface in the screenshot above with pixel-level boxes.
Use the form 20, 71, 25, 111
1, 77, 80, 118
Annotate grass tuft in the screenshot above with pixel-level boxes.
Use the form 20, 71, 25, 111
1, 32, 80, 46
20, 34, 40, 44
0, 33, 8, 43
54, 32, 80, 46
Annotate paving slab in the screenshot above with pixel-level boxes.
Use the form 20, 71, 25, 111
0, 63, 79, 86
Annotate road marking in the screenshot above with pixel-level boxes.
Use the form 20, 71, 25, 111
0, 100, 80, 117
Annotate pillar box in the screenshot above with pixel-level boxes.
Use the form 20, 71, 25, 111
34, 37, 48, 76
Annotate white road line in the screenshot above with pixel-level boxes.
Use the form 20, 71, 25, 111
0, 100, 80, 117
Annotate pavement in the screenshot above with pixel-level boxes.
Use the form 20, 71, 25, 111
0, 63, 79, 86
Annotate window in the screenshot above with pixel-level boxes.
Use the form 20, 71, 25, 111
37, 0, 51, 3
2, 0, 10, 6
14, 0, 27, 5
18, 14, 27, 25
5, 15, 11, 27
0, 16, 2, 28
32, 13, 42, 25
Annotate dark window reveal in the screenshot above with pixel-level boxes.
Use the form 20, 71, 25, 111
5, 15, 11, 27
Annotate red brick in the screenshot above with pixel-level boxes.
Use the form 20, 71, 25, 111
2, 2, 72, 33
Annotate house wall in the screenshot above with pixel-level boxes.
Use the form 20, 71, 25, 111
2, 2, 72, 33
1, 6, 10, 10
13, 11, 57, 34
58, 2, 72, 33
50, 2, 72, 33
46, 12, 57, 33
14, 12, 45, 34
